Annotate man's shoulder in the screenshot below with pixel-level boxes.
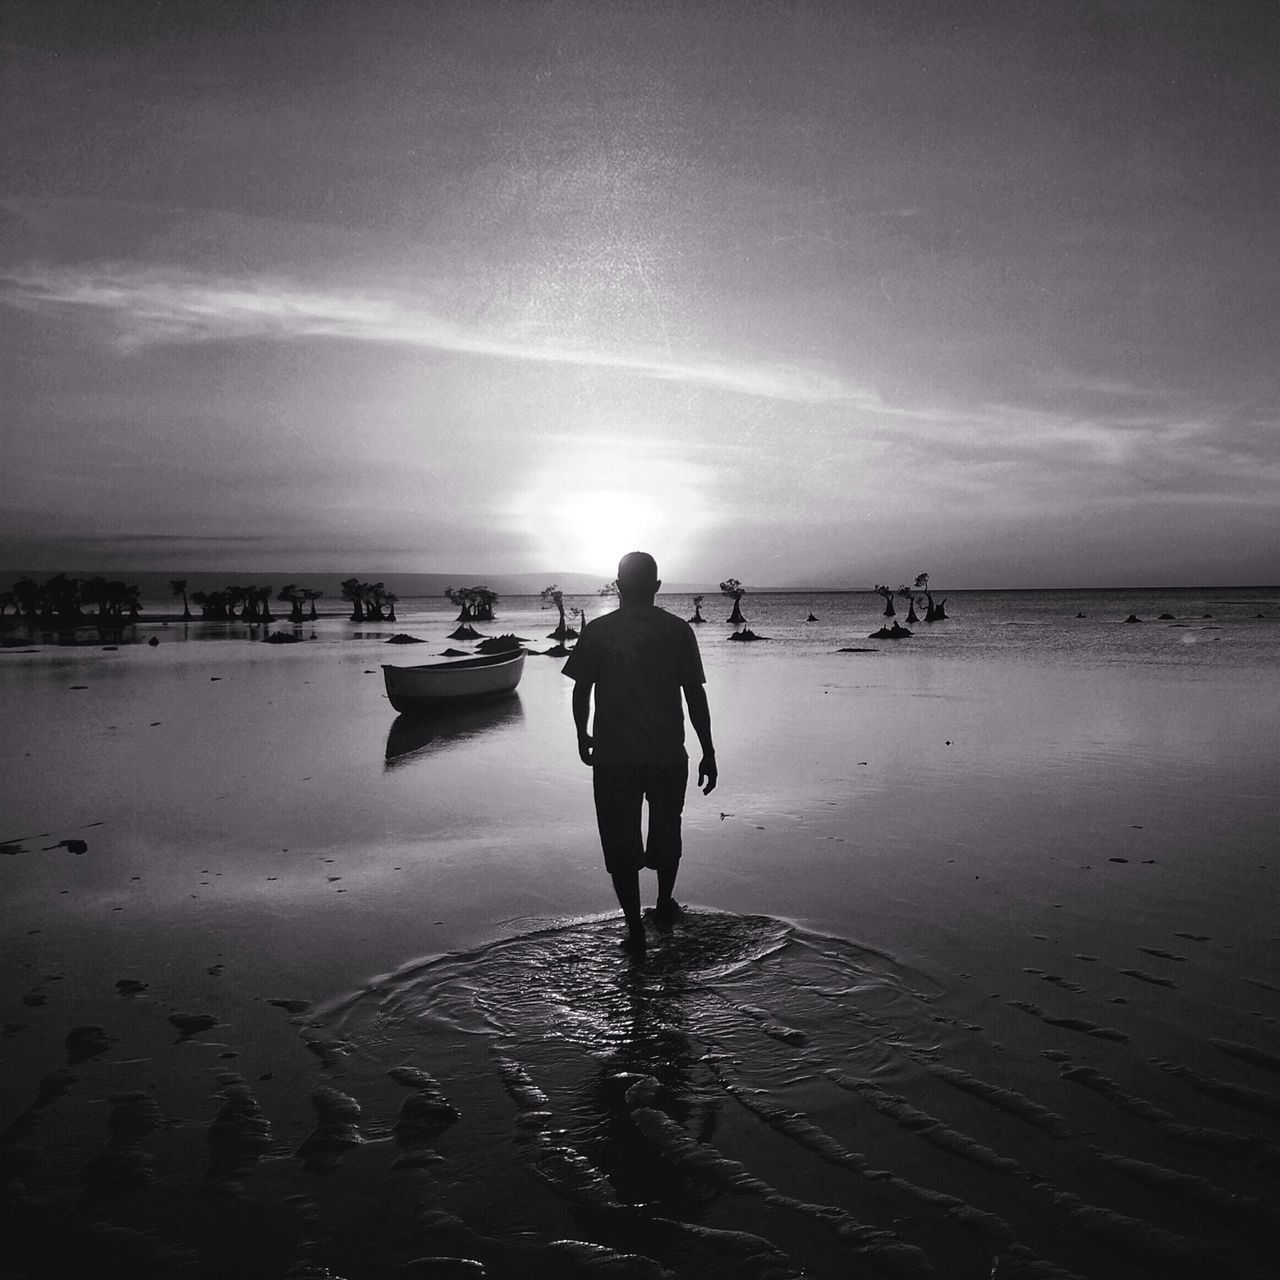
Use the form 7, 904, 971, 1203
666, 612, 700, 647
593, 605, 693, 634
646, 604, 696, 630
579, 610, 614, 633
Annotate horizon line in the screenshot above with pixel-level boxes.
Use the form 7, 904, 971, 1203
2, 568, 1276, 596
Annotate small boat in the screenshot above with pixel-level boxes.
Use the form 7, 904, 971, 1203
381, 648, 525, 712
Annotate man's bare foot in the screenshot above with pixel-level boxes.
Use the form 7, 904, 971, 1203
619, 927, 647, 957
653, 897, 683, 924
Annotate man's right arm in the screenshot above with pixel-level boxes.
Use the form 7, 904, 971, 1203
684, 682, 717, 794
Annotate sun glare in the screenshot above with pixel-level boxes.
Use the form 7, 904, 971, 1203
558, 490, 664, 570
510, 441, 717, 576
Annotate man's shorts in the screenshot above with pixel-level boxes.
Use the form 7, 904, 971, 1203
592, 760, 689, 875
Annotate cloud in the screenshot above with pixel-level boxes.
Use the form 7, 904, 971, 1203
2, 263, 860, 406
109, 534, 271, 544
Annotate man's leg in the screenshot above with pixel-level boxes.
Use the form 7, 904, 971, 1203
610, 869, 645, 949
655, 863, 680, 914
594, 766, 647, 952
645, 763, 688, 920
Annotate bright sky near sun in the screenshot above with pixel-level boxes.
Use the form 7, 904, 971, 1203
2, 0, 1277, 587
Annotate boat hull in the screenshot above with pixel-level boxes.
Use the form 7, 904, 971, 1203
381, 649, 525, 712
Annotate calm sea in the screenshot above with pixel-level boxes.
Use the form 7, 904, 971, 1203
113, 585, 1278, 660
373, 586, 1280, 670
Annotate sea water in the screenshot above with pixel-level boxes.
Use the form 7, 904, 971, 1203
2, 587, 1279, 1277
3, 585, 1278, 979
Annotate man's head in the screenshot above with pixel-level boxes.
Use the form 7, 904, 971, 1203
617, 551, 660, 603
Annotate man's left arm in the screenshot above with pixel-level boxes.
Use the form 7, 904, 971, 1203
684, 682, 717, 794
572, 678, 594, 765
563, 625, 596, 766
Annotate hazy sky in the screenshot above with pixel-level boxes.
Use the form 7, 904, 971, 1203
3, 0, 1277, 587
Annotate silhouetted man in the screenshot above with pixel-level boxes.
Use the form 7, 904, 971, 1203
563, 552, 717, 955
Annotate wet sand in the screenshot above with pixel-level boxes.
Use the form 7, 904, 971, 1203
2, 605, 1279, 1278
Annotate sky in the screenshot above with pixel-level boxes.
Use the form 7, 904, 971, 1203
2, 0, 1277, 588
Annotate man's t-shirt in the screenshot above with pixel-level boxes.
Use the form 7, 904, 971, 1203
562, 605, 705, 768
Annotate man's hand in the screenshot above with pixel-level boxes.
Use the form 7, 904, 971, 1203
577, 734, 594, 766
698, 752, 717, 795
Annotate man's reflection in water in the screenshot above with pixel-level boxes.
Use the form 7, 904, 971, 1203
583, 937, 721, 1214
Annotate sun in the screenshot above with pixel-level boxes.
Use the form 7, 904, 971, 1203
550, 489, 666, 573
508, 438, 718, 575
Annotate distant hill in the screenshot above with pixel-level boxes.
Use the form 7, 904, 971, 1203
0, 569, 714, 601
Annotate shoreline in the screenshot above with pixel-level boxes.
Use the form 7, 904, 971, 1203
0, 609, 353, 635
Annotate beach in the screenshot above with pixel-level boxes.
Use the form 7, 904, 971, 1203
3, 589, 1279, 1279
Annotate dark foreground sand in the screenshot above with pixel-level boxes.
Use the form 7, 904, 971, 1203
2, 609, 1279, 1278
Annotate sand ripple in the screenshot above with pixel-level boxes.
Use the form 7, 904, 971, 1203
6, 910, 1279, 1278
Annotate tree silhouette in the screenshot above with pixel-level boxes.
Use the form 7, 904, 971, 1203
540, 585, 575, 640
446, 585, 497, 622
98, 580, 124, 621
231, 585, 270, 623
1, 574, 154, 629
12, 578, 41, 620
42, 574, 81, 626
445, 586, 474, 621
191, 589, 231, 620
278, 584, 307, 624
0, 574, 155, 632
469, 587, 496, 621
81, 577, 107, 620
341, 578, 366, 622
171, 579, 193, 620
338, 579, 402, 623
895, 584, 920, 624
912, 572, 947, 621
720, 578, 746, 625
302, 588, 323, 620
362, 582, 390, 621
873, 584, 896, 618
688, 593, 705, 624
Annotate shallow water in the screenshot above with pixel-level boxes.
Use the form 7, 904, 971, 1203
304, 908, 1280, 1278
2, 589, 1279, 1277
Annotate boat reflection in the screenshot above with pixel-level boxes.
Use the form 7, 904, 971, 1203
383, 697, 524, 768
